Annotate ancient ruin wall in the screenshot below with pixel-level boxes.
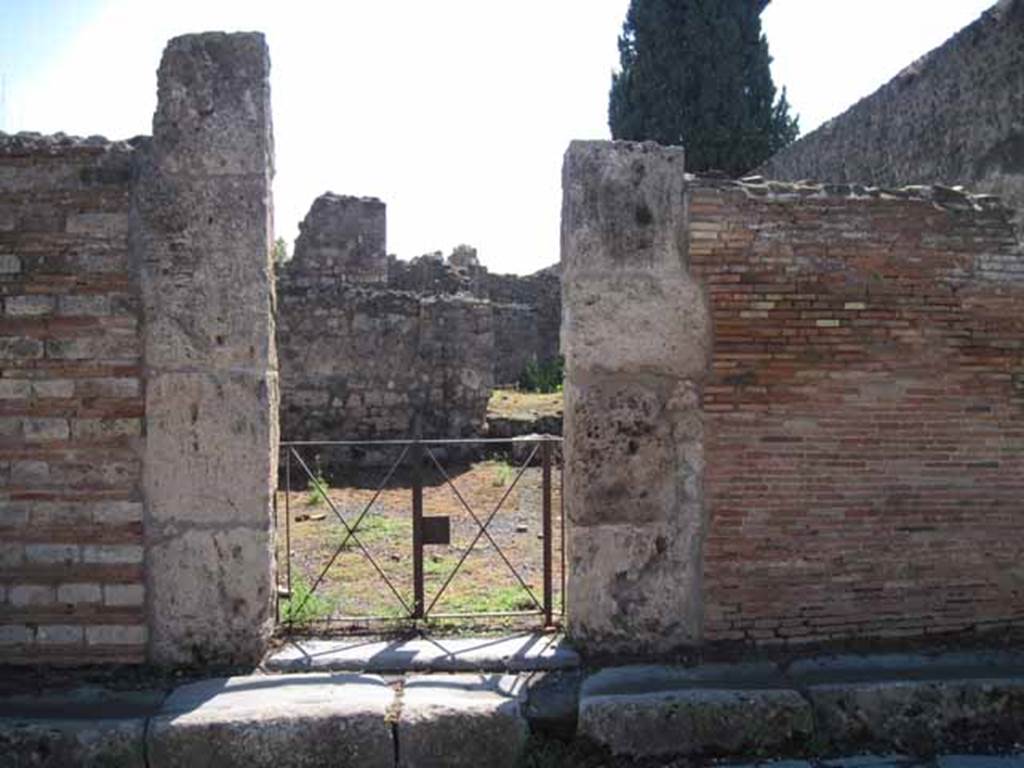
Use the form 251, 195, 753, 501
0, 134, 146, 663
486, 266, 562, 385
277, 196, 494, 447
758, 0, 1024, 237
0, 33, 278, 666
386, 252, 562, 386
690, 178, 1024, 646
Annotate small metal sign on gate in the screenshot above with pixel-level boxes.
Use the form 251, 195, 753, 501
421, 515, 451, 546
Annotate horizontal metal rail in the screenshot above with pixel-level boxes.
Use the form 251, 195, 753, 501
280, 435, 562, 447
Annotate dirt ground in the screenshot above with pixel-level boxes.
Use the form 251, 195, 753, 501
275, 449, 564, 635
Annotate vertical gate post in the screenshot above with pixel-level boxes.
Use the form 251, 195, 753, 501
560, 141, 710, 654
542, 438, 554, 628
411, 439, 425, 620
139, 32, 278, 665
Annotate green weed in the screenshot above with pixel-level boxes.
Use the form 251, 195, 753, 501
518, 356, 564, 394
306, 470, 330, 507
492, 461, 516, 487
280, 576, 335, 625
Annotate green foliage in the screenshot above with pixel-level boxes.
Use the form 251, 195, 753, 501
608, 0, 799, 176
518, 356, 564, 394
492, 461, 516, 487
306, 470, 330, 507
280, 576, 335, 625
272, 236, 289, 264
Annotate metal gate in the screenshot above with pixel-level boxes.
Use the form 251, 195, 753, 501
275, 436, 563, 633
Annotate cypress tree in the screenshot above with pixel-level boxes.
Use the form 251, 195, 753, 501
609, 0, 799, 176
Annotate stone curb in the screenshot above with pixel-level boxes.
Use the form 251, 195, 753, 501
577, 653, 1024, 759
4, 652, 1024, 766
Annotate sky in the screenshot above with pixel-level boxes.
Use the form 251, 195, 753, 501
0, 0, 997, 275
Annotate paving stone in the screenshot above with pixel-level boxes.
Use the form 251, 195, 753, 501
0, 717, 146, 767
805, 677, 1024, 754
934, 756, 1024, 767
147, 673, 394, 768
266, 632, 579, 673
578, 664, 812, 759
398, 673, 528, 768
521, 668, 583, 738
787, 652, 1024, 685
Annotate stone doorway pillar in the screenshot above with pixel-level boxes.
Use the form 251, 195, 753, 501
560, 140, 709, 655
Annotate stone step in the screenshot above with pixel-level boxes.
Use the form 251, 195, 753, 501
578, 659, 1024, 760
579, 664, 814, 760
147, 673, 395, 768
265, 632, 580, 673
1, 672, 532, 768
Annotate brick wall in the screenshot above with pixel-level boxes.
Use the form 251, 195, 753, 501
0, 133, 146, 663
690, 177, 1024, 645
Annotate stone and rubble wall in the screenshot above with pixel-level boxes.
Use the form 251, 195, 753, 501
0, 134, 146, 664
386, 250, 562, 386
0, 32, 278, 666
486, 266, 562, 385
691, 177, 1024, 646
277, 197, 561, 449
562, 140, 1024, 655
758, 0, 1024, 238
277, 198, 494, 450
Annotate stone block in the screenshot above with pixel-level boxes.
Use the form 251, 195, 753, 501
10, 585, 55, 606
0, 336, 43, 360
579, 681, 812, 759
145, 371, 276, 525
150, 33, 272, 178
90, 501, 143, 524
32, 379, 74, 399
75, 377, 140, 398
85, 625, 147, 646
26, 544, 79, 564
65, 212, 129, 237
563, 273, 708, 377
22, 417, 69, 442
82, 545, 143, 565
147, 527, 273, 666
147, 674, 393, 768
0, 379, 31, 399
44, 332, 139, 361
0, 717, 146, 768
37, 625, 85, 645
138, 175, 275, 371
561, 140, 686, 275
806, 677, 1024, 754
0, 625, 34, 645
71, 418, 142, 440
398, 674, 528, 768
4, 295, 54, 316
59, 294, 111, 316
57, 583, 102, 603
0, 253, 21, 273
104, 584, 145, 607
10, 460, 49, 485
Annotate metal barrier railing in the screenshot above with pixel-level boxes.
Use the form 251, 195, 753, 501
274, 435, 564, 632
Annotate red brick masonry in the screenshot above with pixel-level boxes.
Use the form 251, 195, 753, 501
0, 135, 146, 664
692, 179, 1024, 645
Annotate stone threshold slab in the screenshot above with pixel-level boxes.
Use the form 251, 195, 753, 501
265, 632, 580, 673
